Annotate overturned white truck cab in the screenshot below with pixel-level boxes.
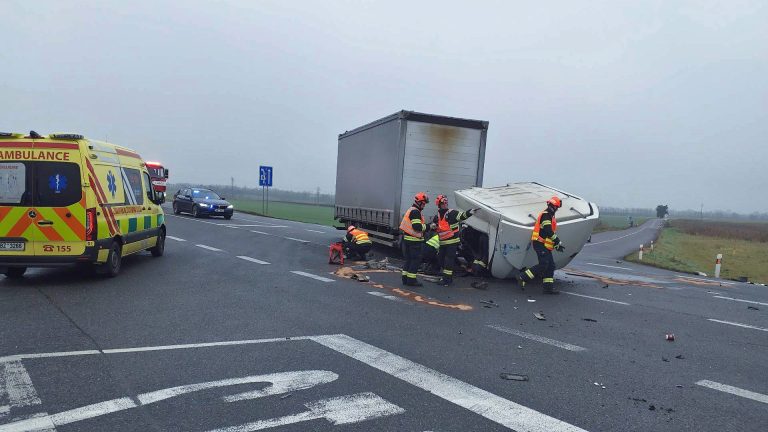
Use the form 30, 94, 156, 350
454, 182, 599, 279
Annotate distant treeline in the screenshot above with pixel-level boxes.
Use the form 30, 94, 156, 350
168, 183, 335, 206
601, 206, 768, 221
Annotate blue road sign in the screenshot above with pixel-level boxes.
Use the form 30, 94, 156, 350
259, 166, 273, 187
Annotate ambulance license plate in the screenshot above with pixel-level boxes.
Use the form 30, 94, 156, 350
215, 209, 225, 212
0, 241, 25, 251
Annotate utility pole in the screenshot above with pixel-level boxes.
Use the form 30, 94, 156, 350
316, 187, 320, 205
231, 177, 234, 196
700, 203, 703, 220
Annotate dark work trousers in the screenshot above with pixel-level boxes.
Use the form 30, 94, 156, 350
438, 243, 458, 277
421, 244, 441, 274
529, 241, 555, 290
403, 240, 423, 281
345, 242, 372, 260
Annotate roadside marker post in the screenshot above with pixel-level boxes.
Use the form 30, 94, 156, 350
639, 244, 643, 261
715, 253, 722, 279
650, 241, 654, 251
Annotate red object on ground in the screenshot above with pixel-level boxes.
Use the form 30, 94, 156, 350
329, 242, 344, 265
665, 334, 675, 341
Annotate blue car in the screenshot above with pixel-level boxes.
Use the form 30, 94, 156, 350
172, 188, 234, 219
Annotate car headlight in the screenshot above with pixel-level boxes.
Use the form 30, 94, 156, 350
227, 205, 234, 209
198, 203, 209, 207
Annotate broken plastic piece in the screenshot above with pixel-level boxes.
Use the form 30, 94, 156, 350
500, 373, 529, 381
665, 334, 675, 341
534, 312, 546, 321
582, 318, 597, 322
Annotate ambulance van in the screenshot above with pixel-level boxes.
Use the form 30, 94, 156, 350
0, 132, 166, 278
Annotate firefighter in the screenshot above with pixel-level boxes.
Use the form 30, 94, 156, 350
399, 192, 429, 286
343, 225, 372, 261
433, 194, 478, 286
518, 196, 565, 294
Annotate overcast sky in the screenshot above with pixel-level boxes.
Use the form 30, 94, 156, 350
3, 0, 766, 212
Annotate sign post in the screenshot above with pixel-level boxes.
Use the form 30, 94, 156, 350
259, 166, 273, 215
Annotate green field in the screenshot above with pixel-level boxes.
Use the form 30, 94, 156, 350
593, 215, 650, 233
625, 222, 768, 284
230, 199, 337, 226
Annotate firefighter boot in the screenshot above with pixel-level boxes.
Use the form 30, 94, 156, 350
407, 277, 423, 287
438, 275, 453, 286
402, 273, 408, 285
542, 277, 559, 294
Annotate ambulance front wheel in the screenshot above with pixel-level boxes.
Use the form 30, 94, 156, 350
4, 267, 27, 279
98, 241, 123, 277
150, 228, 166, 257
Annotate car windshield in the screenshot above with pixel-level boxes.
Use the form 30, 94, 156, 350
191, 189, 221, 200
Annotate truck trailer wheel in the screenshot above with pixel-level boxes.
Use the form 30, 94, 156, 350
4, 267, 27, 279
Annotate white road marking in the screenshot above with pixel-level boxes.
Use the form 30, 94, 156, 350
284, 237, 310, 243
0, 371, 342, 432
195, 244, 223, 252
209, 392, 405, 432
290, 271, 335, 283
0, 361, 42, 420
487, 325, 587, 352
221, 224, 288, 228
585, 262, 632, 271
166, 236, 186, 242
367, 291, 409, 304
222, 370, 338, 402
583, 224, 652, 246
305, 229, 325, 234
696, 380, 768, 404
312, 334, 589, 432
236, 256, 270, 265
712, 296, 768, 307
250, 230, 270, 235
678, 275, 735, 285
560, 291, 630, 305
707, 319, 768, 332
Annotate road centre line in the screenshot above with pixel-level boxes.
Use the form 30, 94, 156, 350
290, 271, 335, 283
221, 224, 288, 228
560, 291, 630, 305
250, 230, 270, 235
583, 224, 651, 246
696, 380, 768, 404
236, 256, 270, 265
712, 296, 768, 307
707, 319, 768, 332
166, 236, 186, 242
305, 229, 325, 234
284, 237, 310, 243
195, 244, 223, 252
679, 275, 735, 285
487, 325, 587, 352
312, 334, 588, 432
585, 262, 633, 271
1, 335, 588, 431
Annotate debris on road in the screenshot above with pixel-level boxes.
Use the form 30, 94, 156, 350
280, 393, 293, 400
582, 318, 598, 322
500, 373, 529, 381
480, 300, 499, 308
527, 299, 536, 303
747, 306, 760, 311
334, 266, 371, 282
662, 357, 670, 362
676, 385, 683, 388
665, 333, 675, 341
649, 404, 656, 411
534, 312, 546, 321
351, 274, 370, 282
602, 284, 609, 289
628, 397, 647, 403
697, 272, 707, 277
675, 354, 685, 359
471, 281, 489, 290
517, 345, 523, 349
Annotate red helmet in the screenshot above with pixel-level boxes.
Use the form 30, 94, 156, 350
435, 194, 448, 207
414, 192, 429, 204
547, 196, 562, 209
347, 225, 356, 233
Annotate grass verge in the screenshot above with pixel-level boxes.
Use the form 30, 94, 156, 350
230, 199, 337, 226
625, 226, 768, 284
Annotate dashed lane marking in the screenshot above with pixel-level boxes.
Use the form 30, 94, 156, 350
367, 291, 410, 304
166, 236, 186, 242
220, 224, 288, 228
305, 229, 325, 234
696, 380, 768, 404
236, 256, 270, 265
712, 296, 768, 307
250, 231, 270, 235
560, 291, 630, 305
487, 325, 587, 352
585, 263, 632, 271
195, 244, 223, 252
290, 271, 335, 283
284, 237, 310, 244
707, 319, 768, 332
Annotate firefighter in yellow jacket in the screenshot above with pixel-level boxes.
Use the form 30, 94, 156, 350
399, 192, 429, 286
432, 194, 477, 286
518, 196, 565, 294
343, 225, 372, 261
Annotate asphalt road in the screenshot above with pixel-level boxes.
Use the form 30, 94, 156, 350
1, 213, 767, 431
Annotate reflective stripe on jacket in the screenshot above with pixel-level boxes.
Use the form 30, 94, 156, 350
349, 228, 371, 244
